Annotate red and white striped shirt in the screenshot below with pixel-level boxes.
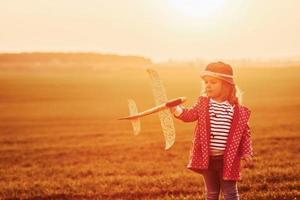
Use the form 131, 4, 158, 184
209, 98, 234, 151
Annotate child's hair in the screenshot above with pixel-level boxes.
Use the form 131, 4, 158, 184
200, 61, 244, 105
200, 79, 243, 105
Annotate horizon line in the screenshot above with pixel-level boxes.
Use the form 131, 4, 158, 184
0, 50, 300, 63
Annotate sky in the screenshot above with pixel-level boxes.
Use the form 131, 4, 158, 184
1, 0, 300, 62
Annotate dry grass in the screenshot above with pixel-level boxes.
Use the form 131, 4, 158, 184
0, 66, 299, 199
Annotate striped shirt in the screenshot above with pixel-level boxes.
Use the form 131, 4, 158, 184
209, 98, 234, 151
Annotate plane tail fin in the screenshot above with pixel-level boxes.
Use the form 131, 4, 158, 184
128, 99, 141, 135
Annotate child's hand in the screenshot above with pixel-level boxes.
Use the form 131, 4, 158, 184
241, 155, 254, 169
169, 106, 183, 116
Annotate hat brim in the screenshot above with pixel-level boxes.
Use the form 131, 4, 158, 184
200, 70, 235, 85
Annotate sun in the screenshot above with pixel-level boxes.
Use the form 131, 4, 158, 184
168, 0, 225, 19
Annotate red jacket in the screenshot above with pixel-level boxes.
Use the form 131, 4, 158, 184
175, 96, 253, 181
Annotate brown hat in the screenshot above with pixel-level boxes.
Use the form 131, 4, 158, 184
200, 61, 234, 85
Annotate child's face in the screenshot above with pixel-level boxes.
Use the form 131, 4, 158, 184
203, 76, 223, 99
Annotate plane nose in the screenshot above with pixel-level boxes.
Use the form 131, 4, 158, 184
180, 97, 187, 103
165, 97, 187, 107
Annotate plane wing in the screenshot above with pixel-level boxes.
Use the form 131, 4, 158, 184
118, 69, 185, 150
147, 68, 176, 150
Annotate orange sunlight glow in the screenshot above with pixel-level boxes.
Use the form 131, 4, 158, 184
1, 0, 299, 62
168, 0, 225, 18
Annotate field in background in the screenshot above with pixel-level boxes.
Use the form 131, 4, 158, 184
0, 65, 299, 199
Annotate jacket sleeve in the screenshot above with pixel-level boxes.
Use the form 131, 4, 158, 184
174, 97, 201, 122
240, 122, 254, 158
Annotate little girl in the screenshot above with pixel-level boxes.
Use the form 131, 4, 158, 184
171, 62, 253, 200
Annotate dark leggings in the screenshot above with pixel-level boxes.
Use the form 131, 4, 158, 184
201, 155, 239, 200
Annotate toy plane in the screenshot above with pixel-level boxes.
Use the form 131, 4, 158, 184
118, 68, 186, 150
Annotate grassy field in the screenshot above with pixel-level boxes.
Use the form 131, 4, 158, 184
0, 65, 299, 199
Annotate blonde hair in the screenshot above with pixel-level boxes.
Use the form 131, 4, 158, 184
200, 80, 243, 105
